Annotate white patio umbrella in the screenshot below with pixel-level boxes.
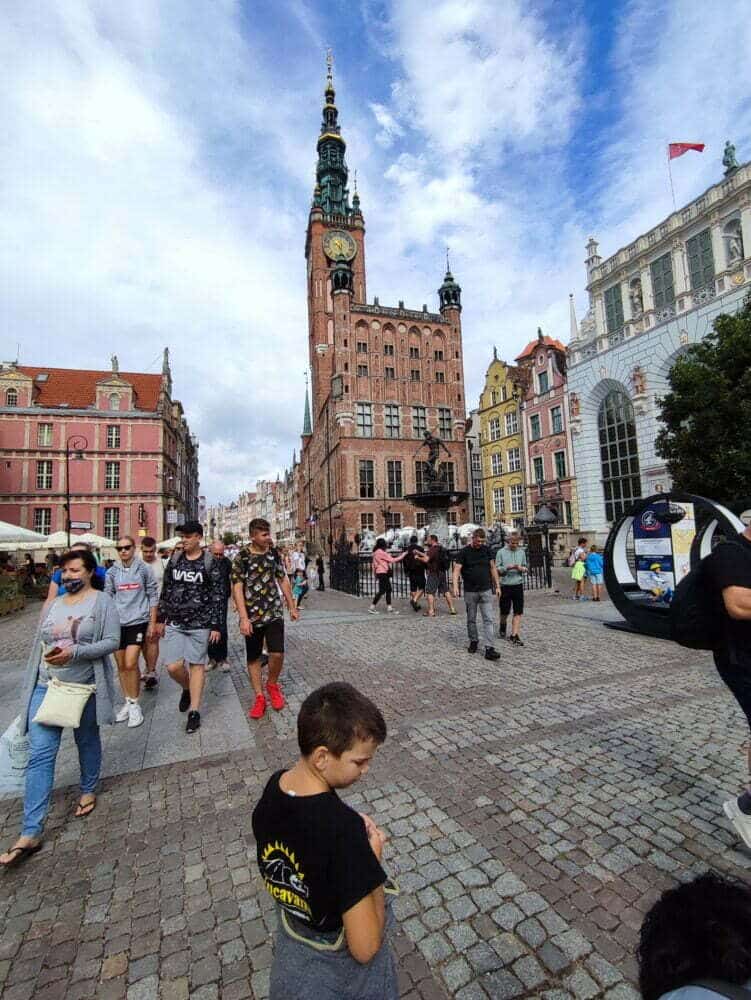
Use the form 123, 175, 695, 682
78, 532, 115, 548
0, 520, 49, 546
44, 530, 82, 548
156, 535, 183, 550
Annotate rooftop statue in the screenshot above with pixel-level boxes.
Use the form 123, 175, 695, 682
723, 140, 739, 175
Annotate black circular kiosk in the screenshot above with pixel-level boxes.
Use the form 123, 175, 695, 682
603, 492, 745, 639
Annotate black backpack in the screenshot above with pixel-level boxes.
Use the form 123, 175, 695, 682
438, 545, 451, 572
669, 559, 718, 650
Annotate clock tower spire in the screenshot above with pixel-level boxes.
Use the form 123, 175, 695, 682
315, 51, 352, 218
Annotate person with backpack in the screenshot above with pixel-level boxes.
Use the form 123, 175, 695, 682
154, 521, 224, 734
231, 518, 299, 721
703, 521, 751, 848
415, 533, 456, 618
403, 535, 426, 612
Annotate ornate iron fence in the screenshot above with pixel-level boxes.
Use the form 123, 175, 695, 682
329, 546, 552, 599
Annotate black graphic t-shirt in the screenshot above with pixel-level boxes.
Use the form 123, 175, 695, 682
231, 547, 286, 624
455, 544, 494, 592
158, 552, 224, 631
705, 535, 751, 664
252, 770, 386, 932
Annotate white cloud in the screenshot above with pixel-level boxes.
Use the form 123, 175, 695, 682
370, 101, 405, 147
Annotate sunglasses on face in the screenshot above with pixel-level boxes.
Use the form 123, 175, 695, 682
116, 545, 133, 552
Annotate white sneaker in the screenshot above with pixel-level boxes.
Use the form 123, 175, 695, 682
220, 662, 231, 673
368, 605, 378, 614
386, 606, 398, 614
723, 797, 751, 849
127, 701, 144, 728
115, 703, 130, 723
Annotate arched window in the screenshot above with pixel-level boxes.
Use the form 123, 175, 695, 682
598, 389, 642, 522
5, 388, 18, 406
108, 393, 120, 411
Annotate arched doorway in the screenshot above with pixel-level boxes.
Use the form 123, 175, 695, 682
598, 389, 642, 522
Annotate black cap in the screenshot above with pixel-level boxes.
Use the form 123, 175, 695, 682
177, 520, 203, 536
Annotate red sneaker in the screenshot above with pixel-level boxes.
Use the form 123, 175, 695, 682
266, 683, 285, 711
249, 694, 267, 720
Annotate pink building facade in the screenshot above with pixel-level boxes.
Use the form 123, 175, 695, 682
0, 352, 199, 542
516, 331, 580, 556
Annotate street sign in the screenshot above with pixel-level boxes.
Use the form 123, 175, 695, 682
166, 510, 178, 524
70, 521, 92, 530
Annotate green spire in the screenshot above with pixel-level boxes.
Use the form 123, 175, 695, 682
315, 51, 351, 217
303, 381, 312, 436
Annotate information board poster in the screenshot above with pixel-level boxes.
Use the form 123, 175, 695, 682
633, 505, 675, 593
669, 502, 696, 583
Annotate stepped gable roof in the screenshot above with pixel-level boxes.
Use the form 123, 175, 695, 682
514, 335, 566, 361
18, 366, 162, 411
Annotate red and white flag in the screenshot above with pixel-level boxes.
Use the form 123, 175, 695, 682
668, 142, 705, 160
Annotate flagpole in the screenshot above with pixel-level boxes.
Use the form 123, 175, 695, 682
666, 146, 677, 212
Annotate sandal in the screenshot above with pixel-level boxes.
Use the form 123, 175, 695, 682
423, 611, 436, 617
75, 796, 97, 819
0, 842, 42, 869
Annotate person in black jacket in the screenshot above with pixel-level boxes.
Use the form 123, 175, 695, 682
207, 540, 233, 673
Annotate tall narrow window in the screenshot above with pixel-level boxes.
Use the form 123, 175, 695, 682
357, 364, 369, 377
37, 423, 53, 446
491, 453, 502, 476
530, 414, 541, 441
650, 253, 675, 310
415, 461, 431, 493
384, 512, 402, 530
435, 371, 445, 383
438, 407, 452, 439
538, 371, 549, 394
384, 343, 394, 356
507, 447, 521, 472
598, 389, 642, 522
410, 369, 421, 382
409, 346, 420, 359
493, 488, 505, 515
34, 508, 52, 534
357, 341, 368, 353
361, 512, 375, 533
550, 405, 563, 434
433, 349, 444, 361
554, 450, 567, 479
387, 460, 403, 499
489, 417, 501, 441
533, 456, 544, 483
36, 460, 53, 489
439, 462, 455, 491
415, 512, 428, 528
412, 406, 427, 437
505, 411, 519, 435
5, 388, 18, 406
106, 425, 120, 448
108, 393, 120, 411
510, 484, 525, 513
104, 507, 120, 540
359, 460, 374, 498
686, 228, 714, 290
385, 366, 395, 380
604, 284, 624, 334
385, 404, 400, 438
356, 402, 373, 438
105, 461, 120, 489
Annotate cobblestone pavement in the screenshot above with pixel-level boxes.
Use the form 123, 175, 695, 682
1, 588, 749, 1000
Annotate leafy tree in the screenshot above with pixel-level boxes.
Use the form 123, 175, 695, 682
222, 531, 238, 545
655, 296, 751, 502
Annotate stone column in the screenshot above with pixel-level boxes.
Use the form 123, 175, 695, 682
740, 205, 751, 263
640, 264, 655, 312
671, 240, 688, 295
710, 221, 726, 277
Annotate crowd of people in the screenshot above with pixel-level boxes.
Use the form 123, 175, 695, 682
2, 512, 751, 1000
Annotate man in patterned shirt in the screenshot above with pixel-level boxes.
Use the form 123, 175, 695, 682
232, 518, 299, 720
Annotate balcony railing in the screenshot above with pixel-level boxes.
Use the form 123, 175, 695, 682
691, 283, 716, 307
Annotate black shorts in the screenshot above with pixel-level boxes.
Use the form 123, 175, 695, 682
715, 651, 751, 728
120, 622, 148, 650
245, 618, 285, 662
500, 585, 524, 616
409, 571, 426, 591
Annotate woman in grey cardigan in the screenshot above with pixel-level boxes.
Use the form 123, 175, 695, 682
0, 549, 119, 868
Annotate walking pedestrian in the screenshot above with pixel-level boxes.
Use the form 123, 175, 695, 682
496, 531, 528, 646
316, 553, 325, 591
231, 518, 298, 721
139, 536, 165, 689
155, 521, 224, 734
292, 568, 309, 609
291, 540, 307, 575
251, 682, 398, 1000
45, 541, 106, 605
0, 549, 118, 869
416, 534, 456, 617
585, 544, 605, 601
403, 535, 426, 612
571, 550, 587, 600
452, 528, 500, 659
704, 521, 751, 847
105, 535, 159, 728
207, 540, 233, 673
369, 538, 406, 614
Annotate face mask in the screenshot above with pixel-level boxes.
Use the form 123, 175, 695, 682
63, 578, 86, 594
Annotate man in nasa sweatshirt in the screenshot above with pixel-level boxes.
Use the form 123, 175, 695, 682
156, 521, 225, 734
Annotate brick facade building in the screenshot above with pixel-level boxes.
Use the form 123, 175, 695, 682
299, 60, 468, 548
516, 327, 579, 553
0, 351, 199, 541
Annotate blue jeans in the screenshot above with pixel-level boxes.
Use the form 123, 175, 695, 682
23, 684, 101, 838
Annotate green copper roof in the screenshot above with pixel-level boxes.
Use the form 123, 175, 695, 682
314, 55, 353, 217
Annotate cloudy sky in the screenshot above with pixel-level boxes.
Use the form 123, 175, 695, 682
2, 1, 750, 502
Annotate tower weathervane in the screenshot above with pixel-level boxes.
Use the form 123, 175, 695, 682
326, 48, 333, 85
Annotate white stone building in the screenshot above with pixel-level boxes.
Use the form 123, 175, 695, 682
568, 155, 751, 540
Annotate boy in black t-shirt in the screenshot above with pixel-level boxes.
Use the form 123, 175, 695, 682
252, 683, 398, 1000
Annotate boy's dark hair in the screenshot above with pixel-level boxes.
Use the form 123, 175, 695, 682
298, 682, 386, 757
429, 533, 439, 543
472, 528, 486, 539
374, 538, 387, 551
60, 549, 98, 574
410, 535, 418, 544
249, 517, 270, 534
578, 537, 587, 545
637, 872, 751, 1000
141, 536, 156, 547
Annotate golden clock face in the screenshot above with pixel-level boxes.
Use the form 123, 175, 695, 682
323, 230, 357, 261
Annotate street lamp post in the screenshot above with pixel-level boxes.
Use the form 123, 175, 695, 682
532, 503, 556, 588
64, 435, 88, 548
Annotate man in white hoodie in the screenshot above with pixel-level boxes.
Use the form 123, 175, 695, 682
105, 535, 159, 728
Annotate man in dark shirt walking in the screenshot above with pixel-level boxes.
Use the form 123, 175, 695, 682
207, 540, 233, 673
452, 528, 501, 659
155, 521, 224, 734
705, 521, 751, 847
